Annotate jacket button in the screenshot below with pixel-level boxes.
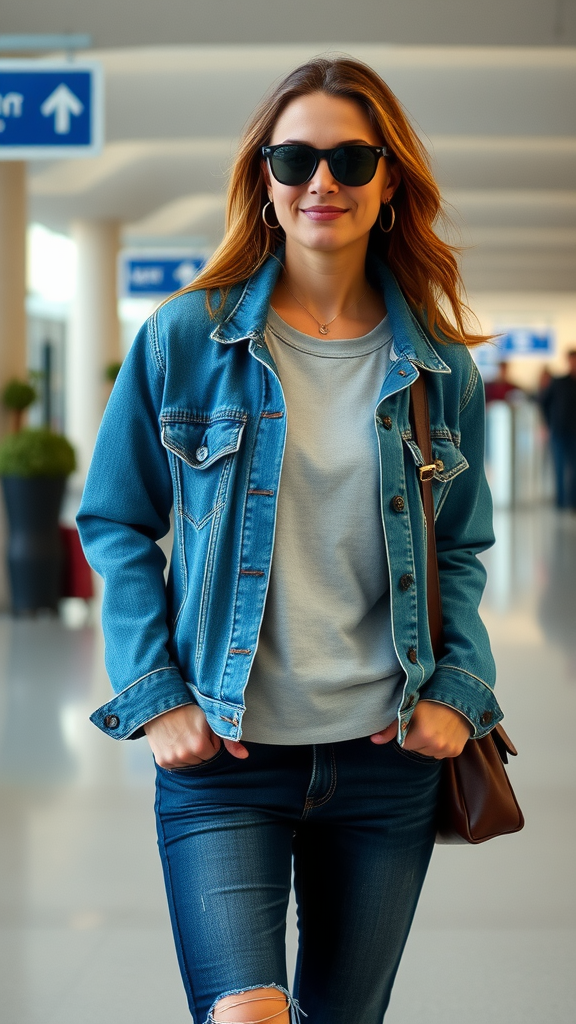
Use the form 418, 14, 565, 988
399, 573, 414, 591
381, 416, 392, 430
391, 495, 405, 512
195, 445, 209, 462
480, 711, 493, 726
407, 647, 418, 664
404, 694, 415, 709
401, 720, 409, 731
104, 715, 120, 730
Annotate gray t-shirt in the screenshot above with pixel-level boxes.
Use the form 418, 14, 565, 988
241, 307, 404, 744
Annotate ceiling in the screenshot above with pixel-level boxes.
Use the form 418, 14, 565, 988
3, 0, 576, 47
24, 44, 576, 293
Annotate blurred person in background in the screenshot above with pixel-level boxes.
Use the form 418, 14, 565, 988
77, 57, 502, 1024
484, 359, 518, 403
537, 366, 553, 396
539, 350, 576, 510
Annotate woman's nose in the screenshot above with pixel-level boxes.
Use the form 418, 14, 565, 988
308, 158, 339, 194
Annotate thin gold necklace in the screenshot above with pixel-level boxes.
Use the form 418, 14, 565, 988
281, 276, 370, 336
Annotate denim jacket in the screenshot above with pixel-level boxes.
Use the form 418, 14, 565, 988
77, 251, 503, 743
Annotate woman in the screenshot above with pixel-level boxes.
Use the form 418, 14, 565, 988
77, 56, 502, 1024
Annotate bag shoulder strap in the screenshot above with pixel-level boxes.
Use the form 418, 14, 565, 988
409, 373, 444, 660
410, 377, 516, 758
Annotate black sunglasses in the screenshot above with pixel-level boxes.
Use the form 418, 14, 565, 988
261, 144, 390, 187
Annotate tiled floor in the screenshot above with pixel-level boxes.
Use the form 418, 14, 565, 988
0, 506, 575, 1023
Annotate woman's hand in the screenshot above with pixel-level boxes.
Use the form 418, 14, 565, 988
143, 704, 249, 769
370, 700, 472, 759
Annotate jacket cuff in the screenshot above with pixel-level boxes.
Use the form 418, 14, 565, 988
418, 664, 503, 738
90, 667, 196, 740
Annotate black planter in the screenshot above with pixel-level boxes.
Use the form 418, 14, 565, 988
1, 476, 67, 613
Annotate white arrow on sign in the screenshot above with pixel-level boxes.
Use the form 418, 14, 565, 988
40, 83, 84, 135
173, 261, 201, 289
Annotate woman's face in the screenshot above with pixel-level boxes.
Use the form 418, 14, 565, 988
263, 91, 400, 255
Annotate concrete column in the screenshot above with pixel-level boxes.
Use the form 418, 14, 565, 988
0, 162, 27, 433
67, 220, 121, 482
0, 162, 28, 610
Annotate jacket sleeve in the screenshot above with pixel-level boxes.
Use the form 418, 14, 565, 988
76, 314, 195, 740
418, 362, 503, 737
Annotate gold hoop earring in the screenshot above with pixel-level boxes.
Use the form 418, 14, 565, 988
379, 202, 395, 233
262, 201, 280, 229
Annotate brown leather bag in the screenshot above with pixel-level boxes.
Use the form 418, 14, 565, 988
410, 373, 524, 844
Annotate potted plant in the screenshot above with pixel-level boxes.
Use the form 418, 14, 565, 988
2, 378, 37, 433
0, 410, 76, 613
105, 361, 122, 384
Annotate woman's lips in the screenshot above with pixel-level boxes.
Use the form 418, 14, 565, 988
301, 206, 348, 221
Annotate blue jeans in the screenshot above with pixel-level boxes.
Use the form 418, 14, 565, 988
154, 736, 442, 1024
551, 433, 576, 509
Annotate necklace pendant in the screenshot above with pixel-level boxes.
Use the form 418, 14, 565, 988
319, 324, 329, 335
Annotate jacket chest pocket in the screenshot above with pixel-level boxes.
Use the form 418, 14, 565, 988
403, 434, 468, 519
161, 414, 246, 529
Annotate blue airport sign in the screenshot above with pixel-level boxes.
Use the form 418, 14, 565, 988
0, 60, 103, 159
495, 326, 555, 356
474, 325, 556, 373
120, 252, 207, 298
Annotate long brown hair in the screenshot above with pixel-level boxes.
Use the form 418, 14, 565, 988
181, 55, 485, 345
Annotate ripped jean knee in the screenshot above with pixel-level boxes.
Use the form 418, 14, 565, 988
206, 983, 306, 1024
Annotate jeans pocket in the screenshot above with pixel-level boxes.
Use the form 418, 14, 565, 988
157, 746, 226, 774
392, 740, 438, 764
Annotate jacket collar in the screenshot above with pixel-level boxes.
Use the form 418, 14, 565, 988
210, 248, 450, 375
210, 253, 283, 346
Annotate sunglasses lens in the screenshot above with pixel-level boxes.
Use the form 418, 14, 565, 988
269, 145, 316, 185
267, 145, 381, 186
331, 146, 379, 186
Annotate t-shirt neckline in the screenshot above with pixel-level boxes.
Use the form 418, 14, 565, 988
267, 306, 392, 359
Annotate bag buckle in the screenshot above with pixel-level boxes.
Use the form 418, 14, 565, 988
419, 459, 444, 482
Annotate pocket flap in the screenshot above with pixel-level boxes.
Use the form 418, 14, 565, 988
403, 434, 468, 481
161, 416, 246, 470
428, 436, 469, 481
